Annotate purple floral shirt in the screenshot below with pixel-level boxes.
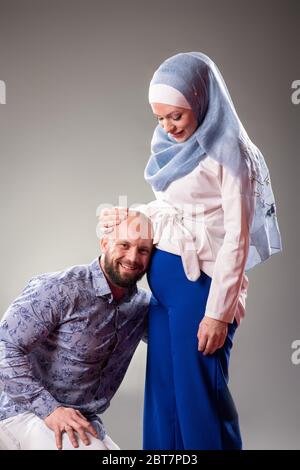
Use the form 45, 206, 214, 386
0, 258, 150, 439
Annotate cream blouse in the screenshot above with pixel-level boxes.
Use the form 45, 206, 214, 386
138, 155, 256, 324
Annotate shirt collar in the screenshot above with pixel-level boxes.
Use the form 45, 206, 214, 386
89, 257, 138, 303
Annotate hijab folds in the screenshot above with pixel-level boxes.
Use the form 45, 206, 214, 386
144, 52, 282, 271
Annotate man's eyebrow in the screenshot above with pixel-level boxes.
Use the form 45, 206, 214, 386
139, 245, 151, 251
117, 240, 150, 250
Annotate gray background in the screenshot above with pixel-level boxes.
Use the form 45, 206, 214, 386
0, 0, 299, 449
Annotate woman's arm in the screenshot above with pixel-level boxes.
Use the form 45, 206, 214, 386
197, 165, 255, 355
204, 165, 255, 324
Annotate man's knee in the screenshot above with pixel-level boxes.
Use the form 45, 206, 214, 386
63, 433, 107, 450
0, 412, 120, 451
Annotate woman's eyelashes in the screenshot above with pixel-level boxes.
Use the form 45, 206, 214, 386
157, 114, 182, 122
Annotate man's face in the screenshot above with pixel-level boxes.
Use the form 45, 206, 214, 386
101, 215, 153, 288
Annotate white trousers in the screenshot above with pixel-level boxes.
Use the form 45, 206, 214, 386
0, 412, 120, 450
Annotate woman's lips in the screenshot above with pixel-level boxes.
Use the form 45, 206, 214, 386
171, 130, 184, 137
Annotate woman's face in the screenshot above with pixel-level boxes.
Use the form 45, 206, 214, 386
151, 102, 198, 142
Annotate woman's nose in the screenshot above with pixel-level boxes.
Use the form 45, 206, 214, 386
163, 120, 175, 133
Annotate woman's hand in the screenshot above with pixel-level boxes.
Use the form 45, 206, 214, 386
99, 207, 128, 233
197, 317, 228, 355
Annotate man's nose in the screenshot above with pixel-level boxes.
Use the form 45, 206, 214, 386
126, 247, 139, 264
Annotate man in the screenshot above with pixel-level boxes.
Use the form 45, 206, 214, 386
0, 211, 153, 450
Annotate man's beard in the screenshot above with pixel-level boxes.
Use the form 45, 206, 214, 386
104, 253, 146, 288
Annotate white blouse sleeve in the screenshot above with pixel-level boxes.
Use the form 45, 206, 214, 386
204, 165, 256, 323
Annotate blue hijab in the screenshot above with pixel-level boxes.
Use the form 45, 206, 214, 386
144, 52, 282, 271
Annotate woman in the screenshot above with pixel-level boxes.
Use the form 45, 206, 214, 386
100, 52, 282, 450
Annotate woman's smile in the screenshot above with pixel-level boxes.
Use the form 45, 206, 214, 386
151, 102, 198, 142
170, 129, 185, 139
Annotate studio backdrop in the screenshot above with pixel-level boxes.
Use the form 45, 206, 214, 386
0, 0, 299, 449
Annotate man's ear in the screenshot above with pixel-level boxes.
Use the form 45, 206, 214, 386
100, 237, 110, 253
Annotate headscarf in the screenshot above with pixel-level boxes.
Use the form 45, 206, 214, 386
144, 52, 282, 270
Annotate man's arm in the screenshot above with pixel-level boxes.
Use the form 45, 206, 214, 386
0, 277, 63, 417
0, 276, 97, 449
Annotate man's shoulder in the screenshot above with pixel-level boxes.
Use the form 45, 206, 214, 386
134, 287, 151, 308
26, 260, 94, 292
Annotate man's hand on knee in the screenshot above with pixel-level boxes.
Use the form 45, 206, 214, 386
44, 407, 98, 450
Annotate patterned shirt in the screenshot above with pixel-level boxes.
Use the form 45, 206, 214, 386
0, 258, 150, 439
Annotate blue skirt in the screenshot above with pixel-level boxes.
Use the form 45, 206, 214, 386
143, 249, 242, 450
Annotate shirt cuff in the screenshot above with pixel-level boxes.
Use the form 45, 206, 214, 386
204, 310, 235, 324
29, 390, 61, 420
